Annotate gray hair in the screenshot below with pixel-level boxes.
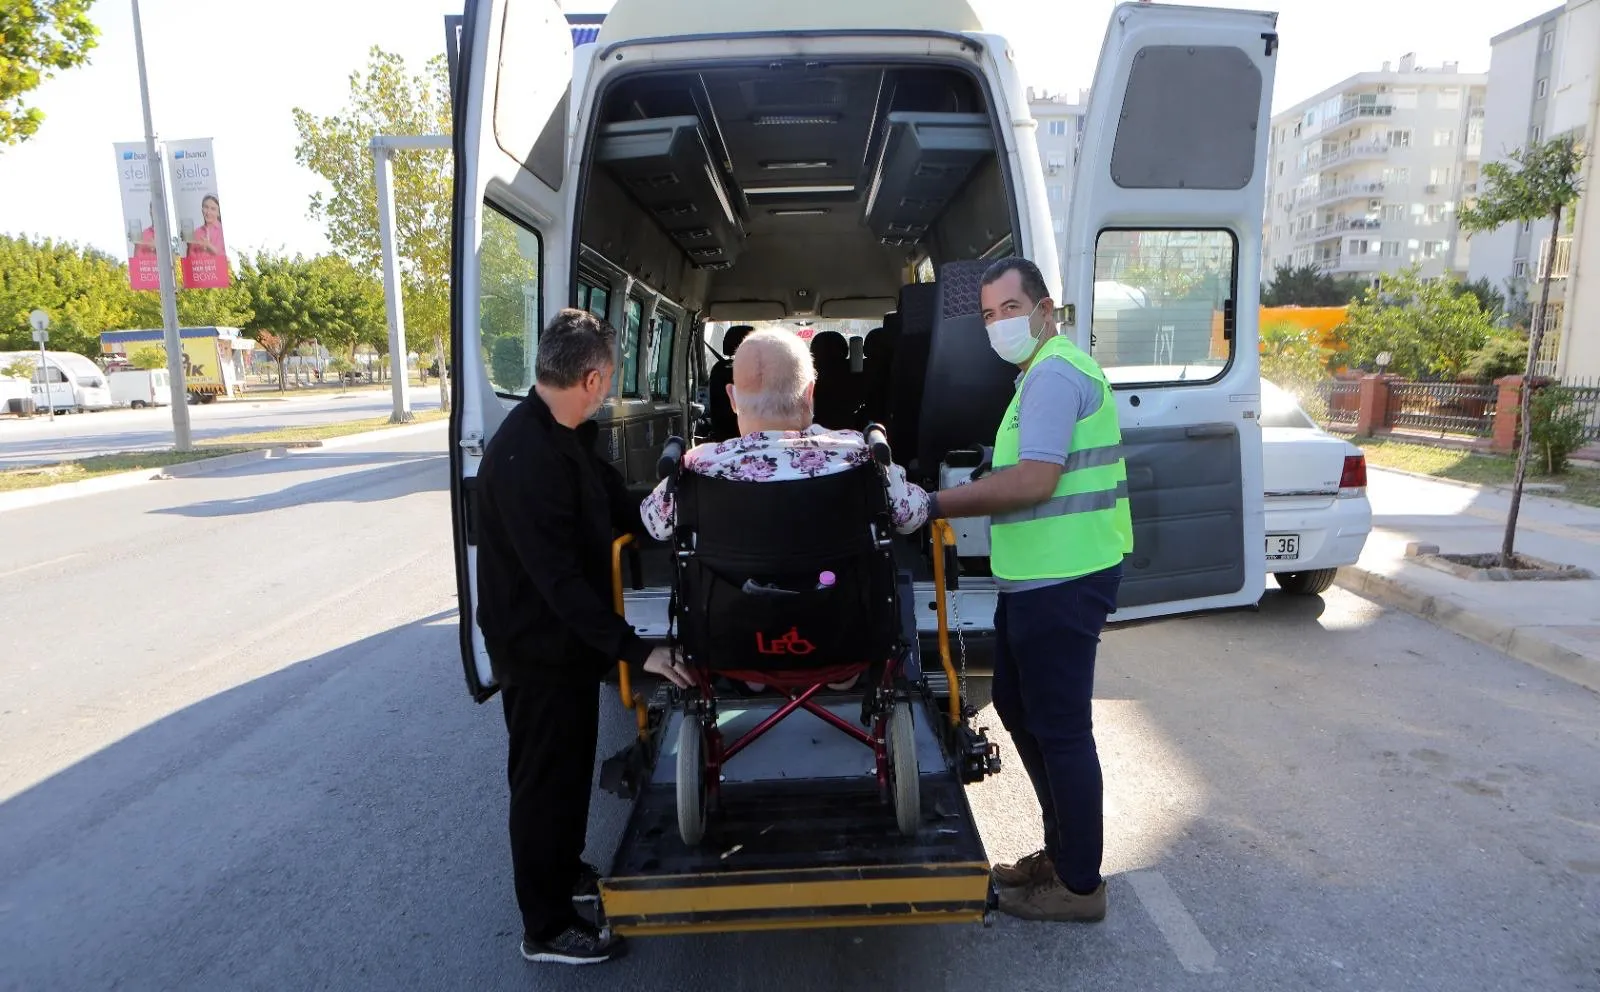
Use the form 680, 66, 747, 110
981, 256, 1051, 307
535, 308, 616, 388
732, 329, 815, 423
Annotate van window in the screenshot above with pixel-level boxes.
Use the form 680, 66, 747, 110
576, 274, 610, 319
478, 201, 543, 396
651, 312, 677, 400
615, 296, 644, 398
1090, 229, 1237, 385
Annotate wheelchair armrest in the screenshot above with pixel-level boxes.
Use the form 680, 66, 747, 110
864, 422, 892, 467
657, 435, 686, 483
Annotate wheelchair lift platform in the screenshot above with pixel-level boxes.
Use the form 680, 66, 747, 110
600, 698, 993, 936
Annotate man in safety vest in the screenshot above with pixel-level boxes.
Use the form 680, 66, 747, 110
925, 256, 1132, 923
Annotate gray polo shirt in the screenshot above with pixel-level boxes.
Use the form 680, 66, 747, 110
993, 354, 1104, 593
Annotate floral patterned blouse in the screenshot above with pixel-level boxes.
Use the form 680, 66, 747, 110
641, 425, 931, 541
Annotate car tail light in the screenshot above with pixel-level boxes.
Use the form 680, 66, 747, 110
1338, 453, 1367, 498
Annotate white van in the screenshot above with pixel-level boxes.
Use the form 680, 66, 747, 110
108, 368, 173, 408
31, 352, 113, 413
446, 0, 1277, 935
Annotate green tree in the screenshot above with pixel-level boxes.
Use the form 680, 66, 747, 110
1458, 135, 1586, 565
0, 0, 99, 144
1334, 266, 1496, 380
304, 255, 385, 362
237, 251, 328, 392
1261, 264, 1368, 307
127, 274, 256, 329
1462, 330, 1530, 383
129, 345, 166, 370
1259, 320, 1331, 415
292, 47, 452, 410
2, 355, 36, 381
0, 234, 141, 355
1452, 276, 1506, 322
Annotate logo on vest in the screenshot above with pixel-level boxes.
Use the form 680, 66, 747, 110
755, 627, 815, 655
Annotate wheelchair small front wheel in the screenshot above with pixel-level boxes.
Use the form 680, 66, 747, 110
676, 715, 707, 846
888, 701, 921, 835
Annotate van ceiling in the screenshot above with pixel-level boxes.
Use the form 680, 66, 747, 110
587, 64, 1005, 318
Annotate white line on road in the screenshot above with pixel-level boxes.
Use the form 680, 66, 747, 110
1128, 869, 1219, 975
0, 553, 85, 581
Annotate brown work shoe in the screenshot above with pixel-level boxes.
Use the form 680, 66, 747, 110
997, 877, 1107, 923
991, 849, 1055, 889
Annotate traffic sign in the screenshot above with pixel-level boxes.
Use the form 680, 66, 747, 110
29, 309, 50, 331
31, 328, 49, 343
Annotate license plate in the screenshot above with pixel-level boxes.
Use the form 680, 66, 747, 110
1266, 534, 1300, 561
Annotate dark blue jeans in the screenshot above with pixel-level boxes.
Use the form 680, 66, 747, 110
991, 564, 1121, 894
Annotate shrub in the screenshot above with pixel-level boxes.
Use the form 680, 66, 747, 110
1527, 385, 1588, 475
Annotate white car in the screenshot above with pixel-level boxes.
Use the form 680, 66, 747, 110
1259, 379, 1372, 595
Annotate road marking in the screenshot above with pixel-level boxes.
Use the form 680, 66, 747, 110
1127, 869, 1218, 974
0, 553, 84, 581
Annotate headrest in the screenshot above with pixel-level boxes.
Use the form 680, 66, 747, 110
809, 331, 849, 362
916, 260, 1017, 475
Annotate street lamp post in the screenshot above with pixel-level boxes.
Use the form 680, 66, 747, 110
130, 0, 192, 451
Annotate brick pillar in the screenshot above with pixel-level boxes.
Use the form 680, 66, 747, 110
1492, 375, 1523, 453
1354, 374, 1391, 437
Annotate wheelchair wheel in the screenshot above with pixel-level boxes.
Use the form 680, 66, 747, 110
888, 701, 920, 835
676, 715, 707, 846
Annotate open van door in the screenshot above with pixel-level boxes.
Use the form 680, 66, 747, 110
449, 0, 575, 700
1063, 3, 1277, 621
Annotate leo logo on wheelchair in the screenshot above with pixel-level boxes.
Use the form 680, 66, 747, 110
755, 627, 816, 656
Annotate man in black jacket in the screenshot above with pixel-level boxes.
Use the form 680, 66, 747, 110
476, 308, 689, 966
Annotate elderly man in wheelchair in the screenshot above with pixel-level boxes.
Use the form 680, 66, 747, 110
639, 329, 933, 844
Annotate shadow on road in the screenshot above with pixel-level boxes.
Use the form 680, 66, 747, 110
151, 450, 445, 518
0, 609, 1014, 992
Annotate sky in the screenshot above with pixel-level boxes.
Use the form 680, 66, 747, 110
0, 0, 1563, 262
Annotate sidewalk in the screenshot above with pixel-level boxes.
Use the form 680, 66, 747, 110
1338, 467, 1600, 692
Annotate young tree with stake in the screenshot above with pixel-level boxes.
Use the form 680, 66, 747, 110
1457, 137, 1585, 567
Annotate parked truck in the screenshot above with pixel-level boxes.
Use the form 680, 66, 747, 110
99, 326, 246, 404
108, 368, 173, 408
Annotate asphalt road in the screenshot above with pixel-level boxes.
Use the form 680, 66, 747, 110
2, 431, 1597, 991
0, 387, 444, 467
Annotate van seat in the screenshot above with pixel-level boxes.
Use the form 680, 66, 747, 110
887, 283, 938, 476
915, 260, 1015, 481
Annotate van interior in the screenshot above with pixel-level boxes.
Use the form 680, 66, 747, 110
568, 60, 1028, 584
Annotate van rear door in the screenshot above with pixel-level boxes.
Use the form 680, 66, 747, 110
448, 0, 575, 699
1063, 3, 1277, 621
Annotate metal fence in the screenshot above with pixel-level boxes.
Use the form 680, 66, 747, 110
1315, 380, 1360, 429
1562, 377, 1600, 444
1385, 382, 1498, 438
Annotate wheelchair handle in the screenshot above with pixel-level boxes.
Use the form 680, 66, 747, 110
864, 423, 892, 466
657, 436, 686, 480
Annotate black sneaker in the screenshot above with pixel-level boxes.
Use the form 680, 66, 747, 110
520, 922, 626, 965
573, 861, 601, 903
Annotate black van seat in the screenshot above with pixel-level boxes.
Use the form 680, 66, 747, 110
706, 325, 752, 441
810, 331, 859, 430
860, 322, 896, 428
887, 283, 938, 476
915, 260, 1015, 482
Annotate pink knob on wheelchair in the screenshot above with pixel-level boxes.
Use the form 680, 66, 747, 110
817, 571, 836, 589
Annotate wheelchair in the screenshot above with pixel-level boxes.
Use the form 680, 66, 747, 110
655, 427, 921, 845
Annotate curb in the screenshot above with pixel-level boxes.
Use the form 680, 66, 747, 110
1335, 564, 1600, 695
0, 419, 445, 515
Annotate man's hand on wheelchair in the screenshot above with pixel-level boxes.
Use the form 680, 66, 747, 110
644, 645, 693, 689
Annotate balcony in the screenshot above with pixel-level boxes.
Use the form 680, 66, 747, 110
1312, 180, 1386, 206
1535, 236, 1573, 280
1337, 104, 1395, 124
1295, 217, 1384, 244
1309, 143, 1391, 169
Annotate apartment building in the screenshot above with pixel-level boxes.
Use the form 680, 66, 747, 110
1262, 56, 1487, 284
1028, 88, 1087, 273
1470, 0, 1599, 378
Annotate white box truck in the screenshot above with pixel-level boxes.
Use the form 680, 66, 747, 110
108, 368, 172, 408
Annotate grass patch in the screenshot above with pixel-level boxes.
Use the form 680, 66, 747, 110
1356, 438, 1600, 509
206, 408, 447, 446
0, 448, 252, 493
